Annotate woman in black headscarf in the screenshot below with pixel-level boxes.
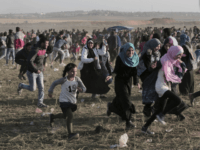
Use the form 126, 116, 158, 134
179, 43, 196, 95
78, 38, 110, 98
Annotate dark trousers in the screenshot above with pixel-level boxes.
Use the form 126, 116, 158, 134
144, 90, 181, 127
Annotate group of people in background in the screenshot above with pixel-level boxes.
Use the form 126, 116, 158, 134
1, 25, 200, 140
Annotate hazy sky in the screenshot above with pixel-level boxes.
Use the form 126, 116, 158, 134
0, 0, 199, 14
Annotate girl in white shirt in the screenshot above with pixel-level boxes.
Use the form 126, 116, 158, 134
48, 63, 86, 140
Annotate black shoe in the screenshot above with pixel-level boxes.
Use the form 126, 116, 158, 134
107, 102, 111, 117
143, 107, 152, 117
22, 76, 26, 80
177, 114, 185, 121
141, 126, 155, 135
50, 65, 54, 69
189, 93, 195, 107
100, 95, 107, 99
49, 114, 54, 127
126, 121, 136, 130
68, 133, 79, 140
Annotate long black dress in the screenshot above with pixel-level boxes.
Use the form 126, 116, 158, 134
80, 47, 110, 94
109, 56, 138, 121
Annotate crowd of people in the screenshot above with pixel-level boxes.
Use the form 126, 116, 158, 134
1, 25, 200, 140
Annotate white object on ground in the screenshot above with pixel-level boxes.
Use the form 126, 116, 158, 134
138, 90, 142, 93
166, 128, 173, 133
41, 112, 51, 117
91, 103, 95, 107
146, 139, 152, 143
54, 68, 59, 71
119, 133, 128, 148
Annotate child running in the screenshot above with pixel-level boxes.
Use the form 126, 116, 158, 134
48, 63, 86, 140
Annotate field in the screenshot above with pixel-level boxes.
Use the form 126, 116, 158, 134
1, 17, 200, 149
0, 54, 200, 150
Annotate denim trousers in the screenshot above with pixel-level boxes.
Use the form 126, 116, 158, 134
6, 48, 15, 64
21, 71, 44, 104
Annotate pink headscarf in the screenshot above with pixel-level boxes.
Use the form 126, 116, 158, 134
161, 46, 184, 83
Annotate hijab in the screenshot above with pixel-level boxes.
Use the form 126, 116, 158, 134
141, 38, 161, 58
85, 38, 95, 58
119, 42, 139, 67
161, 46, 184, 83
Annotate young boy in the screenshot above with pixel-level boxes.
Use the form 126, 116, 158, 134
48, 63, 86, 140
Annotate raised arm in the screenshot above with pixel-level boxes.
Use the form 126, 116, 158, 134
96, 45, 106, 56
48, 77, 66, 94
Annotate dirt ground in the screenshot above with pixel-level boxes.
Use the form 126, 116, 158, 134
1, 17, 200, 150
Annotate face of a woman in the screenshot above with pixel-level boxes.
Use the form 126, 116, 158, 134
88, 42, 94, 49
154, 44, 161, 52
126, 47, 134, 57
164, 43, 172, 51
173, 53, 183, 60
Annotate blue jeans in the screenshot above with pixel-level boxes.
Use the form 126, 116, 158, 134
6, 48, 15, 64
21, 71, 44, 104
0, 48, 7, 60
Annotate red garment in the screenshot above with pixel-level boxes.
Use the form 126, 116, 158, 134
81, 37, 87, 45
139, 42, 146, 52
70, 45, 80, 53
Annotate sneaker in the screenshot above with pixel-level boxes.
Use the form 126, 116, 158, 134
37, 103, 48, 108
177, 114, 185, 121
143, 107, 152, 117
126, 121, 136, 130
68, 133, 79, 140
17, 83, 23, 95
156, 113, 166, 125
49, 114, 54, 127
18, 74, 23, 80
107, 102, 111, 117
141, 126, 155, 135
22, 76, 26, 80
59, 63, 66, 67
50, 65, 54, 69
100, 95, 107, 99
189, 93, 195, 107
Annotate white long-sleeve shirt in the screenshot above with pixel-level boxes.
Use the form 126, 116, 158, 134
78, 45, 106, 70
48, 76, 86, 104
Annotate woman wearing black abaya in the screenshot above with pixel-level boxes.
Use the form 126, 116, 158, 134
78, 38, 110, 97
106, 43, 140, 130
179, 43, 196, 95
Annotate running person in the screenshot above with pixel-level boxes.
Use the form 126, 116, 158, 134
48, 63, 86, 140
17, 37, 49, 108
106, 43, 140, 130
142, 46, 187, 134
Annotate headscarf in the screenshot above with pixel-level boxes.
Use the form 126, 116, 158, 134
141, 38, 161, 58
85, 38, 95, 58
119, 42, 139, 67
161, 46, 184, 83
169, 36, 178, 46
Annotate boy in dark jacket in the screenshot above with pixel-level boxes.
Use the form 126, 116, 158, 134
15, 42, 32, 80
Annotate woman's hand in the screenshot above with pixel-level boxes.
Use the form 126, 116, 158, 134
94, 57, 98, 60
177, 59, 183, 63
151, 62, 157, 69
137, 83, 141, 89
105, 76, 112, 82
48, 93, 53, 98
77, 87, 83, 92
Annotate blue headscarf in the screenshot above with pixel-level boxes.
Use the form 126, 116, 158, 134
119, 42, 139, 67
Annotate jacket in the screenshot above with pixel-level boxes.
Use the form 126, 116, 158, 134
27, 45, 46, 73
6, 34, 15, 48
14, 31, 25, 49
